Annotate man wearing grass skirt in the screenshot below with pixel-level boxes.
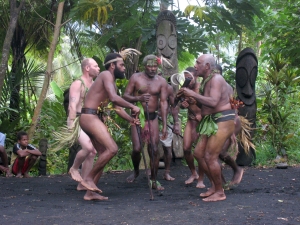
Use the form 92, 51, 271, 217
177, 54, 235, 202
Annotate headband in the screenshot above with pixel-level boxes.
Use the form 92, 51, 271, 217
103, 57, 123, 66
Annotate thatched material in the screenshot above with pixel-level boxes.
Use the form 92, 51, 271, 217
51, 117, 81, 152
238, 116, 256, 155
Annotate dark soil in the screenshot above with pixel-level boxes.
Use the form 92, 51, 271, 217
1, 160, 299, 225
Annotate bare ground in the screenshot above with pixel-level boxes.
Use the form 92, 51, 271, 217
1, 160, 299, 225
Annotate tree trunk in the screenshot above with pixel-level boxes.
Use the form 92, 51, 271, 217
256, 40, 262, 57
9, 23, 26, 122
238, 30, 243, 54
28, 2, 65, 140
0, 0, 25, 99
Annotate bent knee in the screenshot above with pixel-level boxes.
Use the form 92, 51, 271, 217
107, 144, 118, 156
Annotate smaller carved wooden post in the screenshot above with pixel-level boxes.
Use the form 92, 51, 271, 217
235, 47, 258, 166
38, 138, 48, 175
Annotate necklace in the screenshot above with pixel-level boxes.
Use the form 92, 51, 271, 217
199, 69, 219, 94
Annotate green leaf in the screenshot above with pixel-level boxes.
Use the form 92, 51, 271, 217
136, 101, 145, 128
50, 81, 63, 100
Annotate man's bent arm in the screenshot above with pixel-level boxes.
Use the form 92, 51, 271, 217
103, 74, 137, 110
26, 149, 42, 156
185, 77, 223, 108
114, 105, 135, 123
123, 76, 140, 103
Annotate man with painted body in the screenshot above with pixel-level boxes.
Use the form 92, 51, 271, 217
123, 55, 169, 190
68, 58, 99, 192
177, 54, 235, 202
78, 53, 140, 200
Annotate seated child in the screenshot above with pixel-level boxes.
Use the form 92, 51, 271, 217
0, 132, 12, 177
11, 131, 41, 178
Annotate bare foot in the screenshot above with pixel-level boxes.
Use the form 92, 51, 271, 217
202, 191, 226, 202
200, 188, 215, 198
185, 174, 199, 185
6, 169, 13, 177
80, 180, 102, 193
152, 180, 164, 190
163, 173, 175, 181
23, 173, 31, 178
230, 167, 244, 186
126, 171, 139, 183
77, 183, 87, 191
0, 167, 13, 177
196, 180, 206, 188
69, 167, 83, 182
0, 165, 6, 173
83, 191, 108, 201
16, 173, 23, 178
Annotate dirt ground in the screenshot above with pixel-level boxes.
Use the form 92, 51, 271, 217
1, 160, 299, 225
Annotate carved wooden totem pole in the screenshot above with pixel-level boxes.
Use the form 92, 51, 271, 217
235, 47, 258, 166
156, 10, 179, 78
156, 10, 183, 158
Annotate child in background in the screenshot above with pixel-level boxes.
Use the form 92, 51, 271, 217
11, 131, 41, 178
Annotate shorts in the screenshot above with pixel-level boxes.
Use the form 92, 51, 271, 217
12, 157, 30, 175
160, 127, 173, 147
0, 132, 6, 147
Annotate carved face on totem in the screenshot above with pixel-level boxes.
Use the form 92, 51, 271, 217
156, 10, 178, 77
235, 48, 258, 106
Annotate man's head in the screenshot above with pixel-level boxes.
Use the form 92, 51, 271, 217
183, 67, 196, 89
194, 54, 216, 77
104, 53, 126, 79
81, 58, 100, 79
142, 54, 159, 78
17, 131, 28, 147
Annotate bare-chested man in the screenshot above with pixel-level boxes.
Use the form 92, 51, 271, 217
68, 58, 99, 191
177, 54, 235, 202
79, 53, 140, 200
158, 75, 180, 181
123, 54, 169, 190
179, 67, 204, 188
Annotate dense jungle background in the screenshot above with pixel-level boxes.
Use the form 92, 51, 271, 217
0, 0, 299, 175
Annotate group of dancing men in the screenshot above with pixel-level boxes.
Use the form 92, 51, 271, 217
67, 52, 244, 202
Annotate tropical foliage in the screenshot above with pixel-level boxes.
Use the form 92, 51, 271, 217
0, 0, 300, 175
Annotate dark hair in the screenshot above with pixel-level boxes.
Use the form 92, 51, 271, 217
185, 67, 195, 73
104, 53, 122, 70
17, 131, 28, 141
216, 64, 223, 75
